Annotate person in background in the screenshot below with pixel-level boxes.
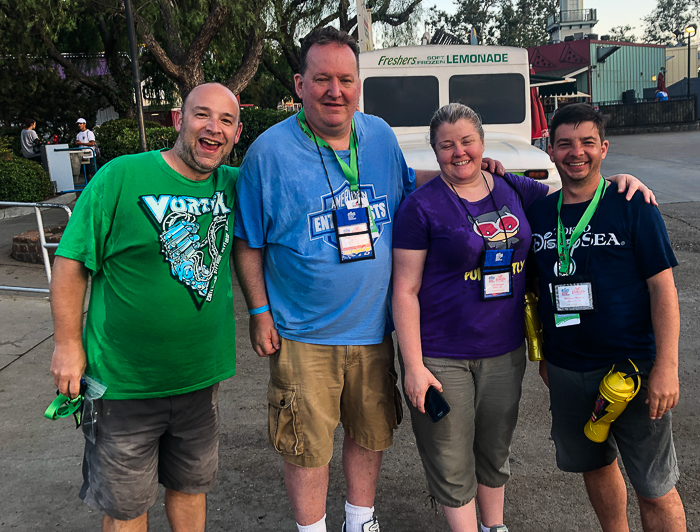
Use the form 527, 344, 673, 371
75, 118, 96, 148
20, 119, 41, 164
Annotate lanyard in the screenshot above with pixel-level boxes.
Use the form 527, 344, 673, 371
297, 108, 359, 193
556, 177, 607, 276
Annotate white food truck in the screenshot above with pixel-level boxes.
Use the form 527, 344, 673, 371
359, 45, 560, 188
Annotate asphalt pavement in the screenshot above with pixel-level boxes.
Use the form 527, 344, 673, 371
1, 131, 699, 531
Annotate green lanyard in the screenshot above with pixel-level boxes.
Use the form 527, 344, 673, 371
556, 177, 607, 276
297, 108, 359, 192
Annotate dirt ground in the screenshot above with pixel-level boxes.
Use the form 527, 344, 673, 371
1, 186, 699, 531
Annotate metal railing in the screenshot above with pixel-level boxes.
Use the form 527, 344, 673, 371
598, 96, 697, 128
0, 202, 72, 294
547, 8, 597, 27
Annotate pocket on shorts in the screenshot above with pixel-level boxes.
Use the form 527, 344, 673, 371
390, 368, 404, 428
267, 382, 303, 456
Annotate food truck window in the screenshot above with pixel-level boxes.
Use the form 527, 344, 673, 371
363, 76, 439, 127
449, 74, 526, 124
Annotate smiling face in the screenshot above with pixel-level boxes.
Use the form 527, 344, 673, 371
433, 119, 485, 187
77, 122, 87, 132
294, 43, 360, 142
548, 121, 609, 187
172, 83, 243, 180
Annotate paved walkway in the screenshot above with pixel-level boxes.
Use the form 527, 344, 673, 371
2, 134, 699, 530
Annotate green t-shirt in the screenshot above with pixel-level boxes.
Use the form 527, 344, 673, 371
56, 150, 237, 399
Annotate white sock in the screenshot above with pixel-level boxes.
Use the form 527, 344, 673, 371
345, 502, 374, 532
480, 523, 505, 532
297, 514, 327, 532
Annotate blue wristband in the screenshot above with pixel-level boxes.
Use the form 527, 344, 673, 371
249, 304, 270, 316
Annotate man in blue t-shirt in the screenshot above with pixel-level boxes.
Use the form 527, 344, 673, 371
527, 104, 686, 531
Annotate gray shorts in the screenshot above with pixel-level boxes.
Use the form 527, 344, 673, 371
79, 384, 220, 520
547, 360, 679, 499
401, 344, 527, 508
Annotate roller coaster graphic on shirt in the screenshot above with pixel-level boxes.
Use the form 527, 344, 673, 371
141, 191, 231, 303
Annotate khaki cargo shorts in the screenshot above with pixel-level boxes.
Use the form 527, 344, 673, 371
267, 336, 403, 468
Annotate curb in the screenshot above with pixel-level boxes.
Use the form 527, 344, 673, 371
0, 193, 76, 221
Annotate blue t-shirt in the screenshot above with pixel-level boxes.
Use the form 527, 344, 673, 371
527, 187, 677, 371
392, 173, 548, 359
234, 112, 415, 345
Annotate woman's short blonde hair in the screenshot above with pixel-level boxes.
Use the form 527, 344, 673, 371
429, 103, 484, 149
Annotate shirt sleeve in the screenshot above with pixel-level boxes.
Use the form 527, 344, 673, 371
87, 130, 96, 142
233, 155, 266, 248
55, 172, 114, 273
505, 173, 549, 209
392, 196, 430, 250
632, 199, 678, 279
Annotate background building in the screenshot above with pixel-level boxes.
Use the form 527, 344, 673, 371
528, 37, 665, 104
546, 0, 598, 44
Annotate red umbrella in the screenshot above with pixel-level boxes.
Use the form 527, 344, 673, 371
656, 71, 667, 93
530, 68, 549, 140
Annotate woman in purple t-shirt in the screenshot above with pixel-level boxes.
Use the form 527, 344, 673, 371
391, 103, 647, 532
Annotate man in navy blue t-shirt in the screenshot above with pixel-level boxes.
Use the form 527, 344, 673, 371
527, 104, 686, 531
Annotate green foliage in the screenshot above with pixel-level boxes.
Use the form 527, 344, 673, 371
643, 0, 694, 45
0, 157, 52, 202
232, 108, 295, 165
0, 57, 108, 143
95, 119, 178, 162
608, 25, 637, 43
0, 135, 21, 160
427, 0, 556, 47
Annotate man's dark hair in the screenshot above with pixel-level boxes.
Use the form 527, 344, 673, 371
299, 27, 360, 76
549, 103, 606, 143
24, 118, 36, 128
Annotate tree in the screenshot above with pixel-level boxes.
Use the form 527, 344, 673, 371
643, 0, 693, 45
263, 0, 424, 96
131, 0, 269, 98
495, 0, 557, 47
0, 56, 107, 141
426, 0, 555, 47
426, 0, 500, 45
0, 0, 139, 117
608, 25, 637, 43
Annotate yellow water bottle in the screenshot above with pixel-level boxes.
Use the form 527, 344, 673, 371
524, 291, 543, 362
584, 360, 642, 443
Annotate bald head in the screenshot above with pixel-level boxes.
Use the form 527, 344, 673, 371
169, 82, 243, 181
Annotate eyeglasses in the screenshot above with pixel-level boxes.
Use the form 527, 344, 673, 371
44, 379, 87, 428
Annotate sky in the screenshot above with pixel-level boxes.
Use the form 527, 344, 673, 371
423, 0, 659, 40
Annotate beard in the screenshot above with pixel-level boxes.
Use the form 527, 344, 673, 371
173, 136, 229, 176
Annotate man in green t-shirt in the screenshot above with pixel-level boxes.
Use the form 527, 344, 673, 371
49, 82, 242, 531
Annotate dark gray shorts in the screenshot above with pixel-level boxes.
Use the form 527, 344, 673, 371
547, 360, 679, 499
401, 344, 527, 508
79, 384, 220, 520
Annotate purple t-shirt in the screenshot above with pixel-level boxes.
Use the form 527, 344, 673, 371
393, 173, 548, 359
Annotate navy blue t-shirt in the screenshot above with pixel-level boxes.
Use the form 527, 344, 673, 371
527, 186, 677, 371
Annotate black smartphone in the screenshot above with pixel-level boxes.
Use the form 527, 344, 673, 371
424, 386, 450, 423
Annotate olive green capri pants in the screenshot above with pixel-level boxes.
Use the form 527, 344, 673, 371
400, 344, 527, 508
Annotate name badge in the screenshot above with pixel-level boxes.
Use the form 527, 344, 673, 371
346, 196, 379, 238
481, 248, 514, 300
551, 274, 596, 313
332, 207, 375, 263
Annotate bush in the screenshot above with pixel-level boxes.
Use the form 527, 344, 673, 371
0, 134, 22, 159
233, 108, 296, 164
95, 109, 295, 166
0, 157, 52, 202
95, 119, 167, 162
